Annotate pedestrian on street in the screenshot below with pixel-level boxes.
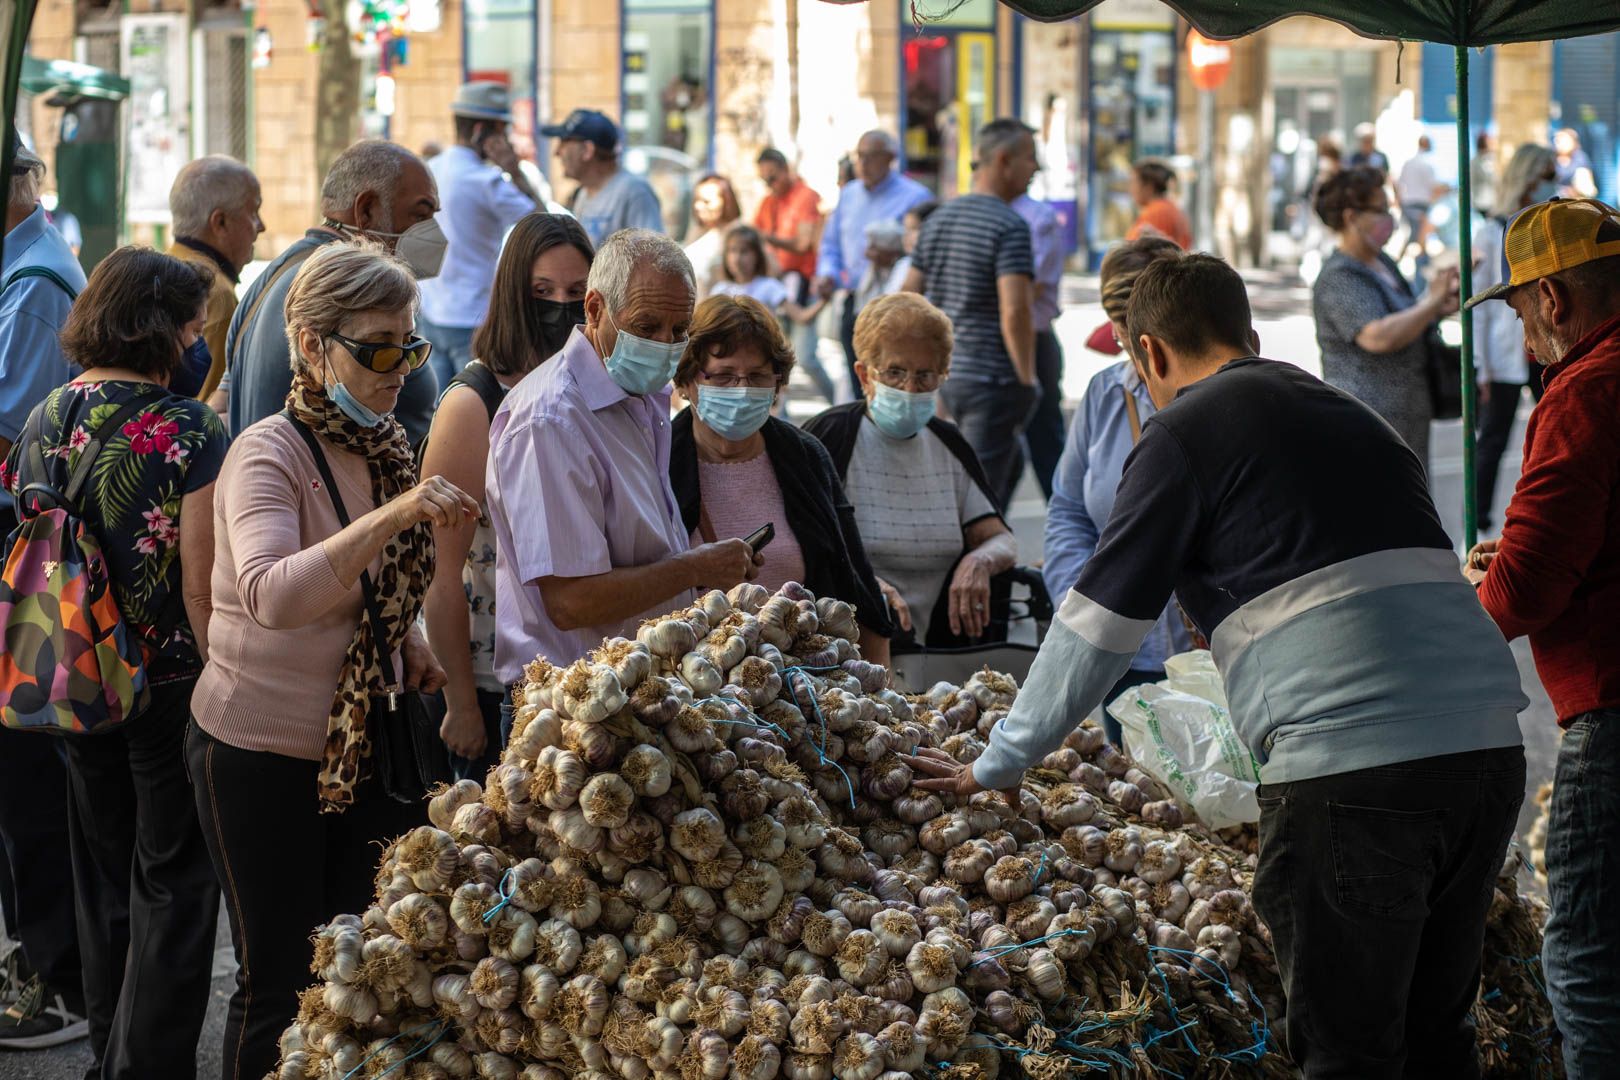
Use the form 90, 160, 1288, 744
2, 247, 227, 1072
1043, 235, 1192, 747
0, 130, 90, 1051
1464, 196, 1620, 1077
212, 140, 445, 445
908, 252, 1528, 1080
754, 147, 833, 405
420, 212, 593, 780
1013, 189, 1067, 501
1470, 143, 1557, 532
166, 155, 264, 401
1312, 164, 1459, 475
804, 292, 1016, 648
190, 243, 473, 1080
682, 173, 741, 297
1395, 134, 1447, 272
417, 82, 543, 391
814, 130, 931, 399
545, 109, 664, 248
903, 117, 1039, 511
710, 224, 822, 325
1347, 121, 1390, 177
1124, 160, 1191, 250
1554, 128, 1597, 199
668, 294, 892, 663
484, 229, 761, 678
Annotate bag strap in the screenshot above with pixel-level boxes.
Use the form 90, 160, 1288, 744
1120, 385, 1143, 446
450, 361, 505, 423
228, 249, 313, 370
4, 264, 79, 301
283, 412, 402, 696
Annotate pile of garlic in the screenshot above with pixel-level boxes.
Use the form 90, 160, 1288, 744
272, 582, 1295, 1080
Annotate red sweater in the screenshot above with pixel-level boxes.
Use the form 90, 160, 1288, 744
1481, 313, 1620, 723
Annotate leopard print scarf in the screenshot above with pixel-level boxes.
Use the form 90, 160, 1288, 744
286, 375, 435, 812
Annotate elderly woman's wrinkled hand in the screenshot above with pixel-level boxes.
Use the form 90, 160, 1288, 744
948, 551, 993, 640
391, 475, 480, 532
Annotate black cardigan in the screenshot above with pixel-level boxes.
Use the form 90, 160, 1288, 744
670, 410, 893, 638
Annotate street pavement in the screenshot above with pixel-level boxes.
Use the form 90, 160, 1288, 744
1, 268, 1557, 1078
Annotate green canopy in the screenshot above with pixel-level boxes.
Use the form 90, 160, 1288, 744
20, 54, 129, 102
995, 0, 1620, 44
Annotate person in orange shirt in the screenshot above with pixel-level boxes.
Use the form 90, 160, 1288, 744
755, 148, 837, 403
1125, 159, 1193, 250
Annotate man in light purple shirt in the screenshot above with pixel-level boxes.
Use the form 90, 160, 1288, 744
486, 229, 763, 678
1014, 192, 1067, 501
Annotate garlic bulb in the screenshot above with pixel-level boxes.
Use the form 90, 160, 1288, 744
429, 780, 484, 832
560, 661, 627, 726
637, 616, 697, 660
620, 744, 672, 798
579, 773, 634, 829
1137, 840, 1183, 885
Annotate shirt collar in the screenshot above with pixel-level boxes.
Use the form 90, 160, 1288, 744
175, 235, 240, 283
1, 206, 48, 274
860, 172, 898, 199
562, 326, 632, 412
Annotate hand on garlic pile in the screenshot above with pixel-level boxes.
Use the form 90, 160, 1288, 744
904, 746, 1019, 805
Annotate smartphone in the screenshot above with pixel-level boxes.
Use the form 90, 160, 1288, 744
743, 523, 775, 554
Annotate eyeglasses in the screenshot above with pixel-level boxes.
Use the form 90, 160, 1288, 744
873, 366, 942, 392
699, 370, 779, 390
327, 331, 433, 374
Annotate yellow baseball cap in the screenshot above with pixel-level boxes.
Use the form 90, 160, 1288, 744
1465, 197, 1620, 309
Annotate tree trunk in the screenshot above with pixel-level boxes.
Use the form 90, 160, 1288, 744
314, 0, 361, 195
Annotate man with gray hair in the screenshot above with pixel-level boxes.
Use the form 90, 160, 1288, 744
814, 129, 931, 394
166, 154, 263, 400
212, 138, 444, 443
486, 228, 762, 674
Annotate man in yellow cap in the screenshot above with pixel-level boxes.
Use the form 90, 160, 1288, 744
1466, 196, 1620, 1074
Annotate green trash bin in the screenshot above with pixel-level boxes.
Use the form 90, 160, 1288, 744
21, 55, 129, 272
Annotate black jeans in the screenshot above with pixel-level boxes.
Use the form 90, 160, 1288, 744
1542, 710, 1620, 1077
65, 679, 218, 1079
1023, 329, 1067, 502
447, 688, 507, 781
1251, 745, 1525, 1079
0, 725, 82, 992
1474, 381, 1531, 531
938, 376, 1042, 512
839, 293, 860, 398
187, 721, 427, 1080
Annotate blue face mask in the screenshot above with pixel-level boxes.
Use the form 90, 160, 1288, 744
694, 385, 775, 441
323, 349, 388, 428
169, 335, 212, 398
868, 382, 936, 439
603, 312, 686, 396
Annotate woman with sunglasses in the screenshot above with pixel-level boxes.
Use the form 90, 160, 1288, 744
804, 292, 1016, 651
1312, 165, 1461, 478
420, 213, 592, 779
187, 241, 477, 1080
668, 294, 892, 662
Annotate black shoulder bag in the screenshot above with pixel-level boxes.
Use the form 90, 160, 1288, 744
284, 413, 452, 803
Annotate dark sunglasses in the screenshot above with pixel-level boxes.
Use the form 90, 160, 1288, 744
327, 330, 433, 374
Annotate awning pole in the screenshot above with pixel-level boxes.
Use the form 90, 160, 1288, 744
1455, 44, 1478, 550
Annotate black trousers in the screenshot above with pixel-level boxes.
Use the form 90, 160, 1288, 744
0, 725, 81, 991
446, 687, 507, 781
1473, 379, 1542, 531
1023, 328, 1067, 502
839, 293, 860, 397
1251, 746, 1525, 1079
65, 679, 218, 1079
187, 721, 427, 1080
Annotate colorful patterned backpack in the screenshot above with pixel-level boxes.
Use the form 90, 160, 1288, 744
0, 398, 154, 734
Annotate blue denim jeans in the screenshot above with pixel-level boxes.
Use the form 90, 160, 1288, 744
418, 316, 476, 395
1543, 710, 1620, 1077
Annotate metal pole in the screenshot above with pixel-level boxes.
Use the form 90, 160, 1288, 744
1197, 88, 1215, 249
1455, 45, 1477, 550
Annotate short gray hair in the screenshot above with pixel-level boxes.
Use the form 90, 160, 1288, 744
8, 166, 41, 214
319, 139, 424, 225
170, 155, 258, 237
977, 118, 1036, 165
283, 240, 419, 374
864, 219, 904, 252
857, 130, 897, 156
587, 229, 695, 315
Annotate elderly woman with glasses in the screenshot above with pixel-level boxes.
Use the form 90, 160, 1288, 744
187, 241, 478, 1080
670, 293, 892, 662
1312, 165, 1461, 476
804, 292, 1015, 646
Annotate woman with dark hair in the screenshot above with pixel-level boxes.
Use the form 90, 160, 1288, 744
1, 246, 227, 1076
1312, 164, 1460, 474
420, 212, 592, 775
670, 294, 892, 663
1125, 160, 1192, 249
684, 173, 743, 296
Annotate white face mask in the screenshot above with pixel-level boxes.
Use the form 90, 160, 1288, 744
328, 217, 448, 280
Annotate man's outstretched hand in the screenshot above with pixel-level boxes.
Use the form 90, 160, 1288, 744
904, 746, 1022, 807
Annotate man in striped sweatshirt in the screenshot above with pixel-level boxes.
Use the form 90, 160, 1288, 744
910, 253, 1528, 1079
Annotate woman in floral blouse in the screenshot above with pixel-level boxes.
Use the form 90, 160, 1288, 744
1, 246, 227, 1078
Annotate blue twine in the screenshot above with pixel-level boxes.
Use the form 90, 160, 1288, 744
700, 695, 791, 742
481, 868, 516, 925
340, 1018, 449, 1080
1145, 944, 1274, 1063
968, 926, 1092, 967
783, 666, 856, 808
1031, 848, 1049, 886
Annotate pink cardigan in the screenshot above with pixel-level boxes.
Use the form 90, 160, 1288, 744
192, 413, 400, 762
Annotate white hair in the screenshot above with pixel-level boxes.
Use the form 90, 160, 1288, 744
587, 229, 695, 314
864, 219, 904, 251
858, 130, 897, 156
318, 139, 425, 226
170, 155, 258, 238
8, 166, 41, 214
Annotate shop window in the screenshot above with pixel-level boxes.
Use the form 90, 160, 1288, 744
1087, 25, 1175, 253
466, 0, 537, 155
903, 0, 995, 198
621, 0, 711, 238
195, 21, 249, 162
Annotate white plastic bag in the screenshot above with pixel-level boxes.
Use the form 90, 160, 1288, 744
1107, 651, 1261, 829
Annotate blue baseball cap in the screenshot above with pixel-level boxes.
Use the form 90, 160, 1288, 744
540, 109, 620, 153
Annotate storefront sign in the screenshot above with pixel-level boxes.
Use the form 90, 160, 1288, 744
121, 13, 189, 225
1090, 0, 1173, 31
1187, 30, 1232, 92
